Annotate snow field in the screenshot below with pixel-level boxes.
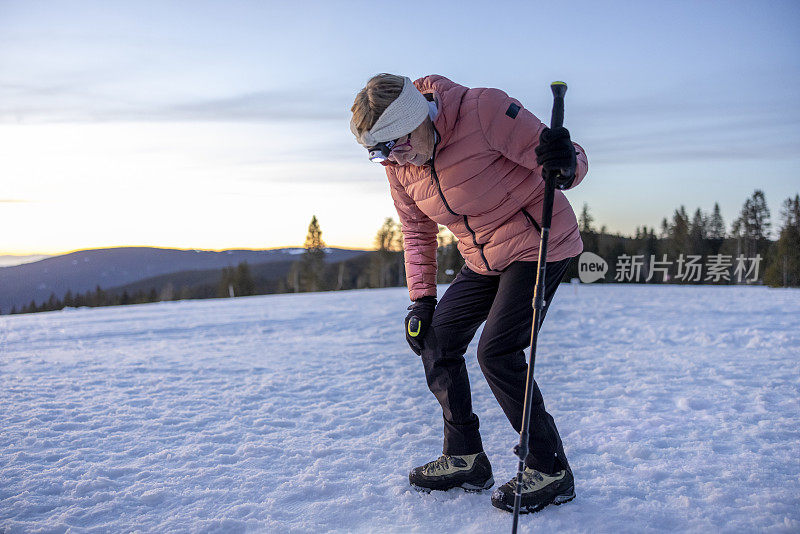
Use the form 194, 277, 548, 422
1, 284, 799, 532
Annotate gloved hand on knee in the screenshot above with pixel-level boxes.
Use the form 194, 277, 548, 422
404, 296, 436, 355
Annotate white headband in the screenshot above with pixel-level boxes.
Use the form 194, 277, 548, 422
351, 76, 430, 147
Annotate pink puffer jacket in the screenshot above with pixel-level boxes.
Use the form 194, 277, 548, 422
387, 75, 588, 301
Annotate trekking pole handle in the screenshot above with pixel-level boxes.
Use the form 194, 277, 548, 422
550, 81, 567, 129
540, 81, 567, 231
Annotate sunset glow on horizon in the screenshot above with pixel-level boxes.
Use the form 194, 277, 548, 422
2, 1, 798, 257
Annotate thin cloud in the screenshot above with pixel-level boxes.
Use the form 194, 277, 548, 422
0, 81, 352, 124
574, 92, 800, 164
587, 142, 800, 165
2, 80, 799, 166
152, 91, 349, 122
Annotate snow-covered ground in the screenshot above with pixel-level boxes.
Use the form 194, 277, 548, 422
1, 284, 799, 533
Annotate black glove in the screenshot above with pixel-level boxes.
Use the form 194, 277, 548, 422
535, 126, 577, 190
404, 296, 436, 355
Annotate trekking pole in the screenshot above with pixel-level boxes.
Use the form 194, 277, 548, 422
511, 81, 567, 534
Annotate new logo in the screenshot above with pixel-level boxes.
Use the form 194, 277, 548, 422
578, 251, 607, 283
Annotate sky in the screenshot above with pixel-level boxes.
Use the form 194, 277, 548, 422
1, 0, 799, 257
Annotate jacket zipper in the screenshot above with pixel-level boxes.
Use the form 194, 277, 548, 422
429, 125, 495, 272
521, 207, 542, 233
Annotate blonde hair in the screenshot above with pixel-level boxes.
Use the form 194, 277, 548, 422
350, 73, 405, 136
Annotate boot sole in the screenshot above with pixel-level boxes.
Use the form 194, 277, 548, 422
491, 489, 576, 514
411, 476, 495, 494
461, 477, 495, 492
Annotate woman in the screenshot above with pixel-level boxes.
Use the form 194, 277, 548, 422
350, 74, 588, 514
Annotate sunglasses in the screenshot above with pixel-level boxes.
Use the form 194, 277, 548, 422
367, 133, 413, 163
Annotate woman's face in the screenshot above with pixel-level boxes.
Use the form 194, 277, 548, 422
387, 118, 435, 166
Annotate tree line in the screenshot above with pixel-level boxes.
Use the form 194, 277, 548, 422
576, 190, 799, 285
280, 215, 464, 293
7, 263, 261, 315
6, 189, 799, 315
347, 188, 800, 288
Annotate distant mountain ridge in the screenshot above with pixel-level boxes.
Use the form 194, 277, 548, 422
104, 260, 299, 301
0, 254, 53, 268
0, 246, 368, 314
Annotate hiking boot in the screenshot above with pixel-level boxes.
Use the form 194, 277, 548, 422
491, 466, 575, 513
409, 452, 494, 492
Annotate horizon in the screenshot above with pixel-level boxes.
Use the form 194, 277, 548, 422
0, 243, 371, 268
2, 189, 791, 260
0, 203, 779, 269
1, 1, 798, 255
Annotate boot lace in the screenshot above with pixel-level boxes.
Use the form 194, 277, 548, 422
520, 468, 545, 491
424, 455, 451, 475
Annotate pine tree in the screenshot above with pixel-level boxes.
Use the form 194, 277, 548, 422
436, 225, 462, 283
707, 202, 726, 255
374, 217, 401, 252
287, 263, 301, 293
579, 202, 595, 233
667, 206, 691, 257
784, 194, 800, 228
160, 283, 175, 301
745, 190, 772, 240
732, 190, 772, 259
689, 208, 707, 256
645, 227, 659, 259
579, 202, 599, 253
45, 292, 57, 311
218, 266, 236, 297
393, 222, 404, 252
236, 262, 256, 296
301, 215, 326, 292
372, 218, 402, 287
93, 285, 107, 307
708, 203, 725, 239
659, 217, 669, 239
765, 194, 800, 287
336, 262, 347, 290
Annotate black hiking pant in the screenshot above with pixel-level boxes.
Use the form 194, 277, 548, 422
419, 257, 573, 475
